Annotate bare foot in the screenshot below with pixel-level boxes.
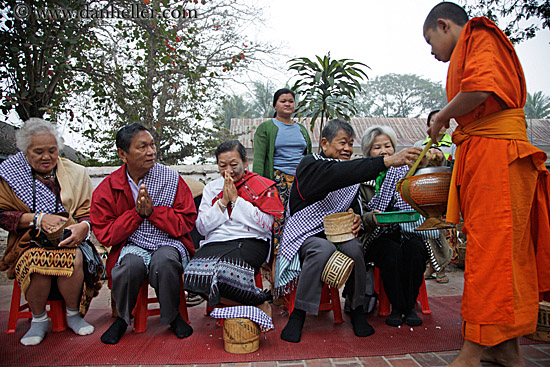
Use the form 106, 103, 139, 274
448, 340, 484, 367
481, 338, 525, 367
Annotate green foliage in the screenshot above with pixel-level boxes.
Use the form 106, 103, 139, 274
0, 0, 100, 121
355, 74, 446, 118
249, 80, 276, 118
218, 95, 254, 128
215, 80, 278, 129
461, 0, 550, 44
288, 53, 369, 137
1, 0, 274, 165
65, 0, 264, 165
525, 91, 550, 118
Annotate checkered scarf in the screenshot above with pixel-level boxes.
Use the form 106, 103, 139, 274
209, 305, 274, 330
366, 166, 411, 212
364, 165, 439, 246
0, 152, 65, 213
127, 163, 189, 263
274, 182, 359, 297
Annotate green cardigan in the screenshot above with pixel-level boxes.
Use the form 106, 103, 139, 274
252, 119, 312, 180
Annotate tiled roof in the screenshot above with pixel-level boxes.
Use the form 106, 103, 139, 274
231, 117, 550, 148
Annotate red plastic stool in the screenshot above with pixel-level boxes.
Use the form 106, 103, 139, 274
205, 271, 264, 315
6, 280, 67, 334
133, 276, 189, 333
284, 283, 344, 324
374, 267, 431, 316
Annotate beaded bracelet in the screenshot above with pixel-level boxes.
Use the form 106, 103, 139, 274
33, 212, 40, 227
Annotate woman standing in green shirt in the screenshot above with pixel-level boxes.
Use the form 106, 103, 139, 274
253, 89, 312, 255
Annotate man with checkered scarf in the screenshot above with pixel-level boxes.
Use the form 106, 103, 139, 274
275, 119, 422, 343
91, 123, 197, 344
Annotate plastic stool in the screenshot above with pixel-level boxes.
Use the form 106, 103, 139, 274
374, 267, 431, 316
285, 283, 344, 324
133, 276, 189, 333
7, 280, 67, 334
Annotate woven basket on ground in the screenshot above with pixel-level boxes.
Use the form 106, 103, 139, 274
223, 318, 260, 354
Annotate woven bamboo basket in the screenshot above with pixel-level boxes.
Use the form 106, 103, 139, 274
321, 251, 354, 289
223, 318, 260, 354
527, 301, 550, 342
323, 212, 354, 243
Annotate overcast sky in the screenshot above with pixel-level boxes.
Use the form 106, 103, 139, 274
251, 0, 550, 97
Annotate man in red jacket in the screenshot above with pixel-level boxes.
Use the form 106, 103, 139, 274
90, 123, 197, 344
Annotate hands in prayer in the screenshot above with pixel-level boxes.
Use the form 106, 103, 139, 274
220, 171, 238, 209
136, 184, 153, 218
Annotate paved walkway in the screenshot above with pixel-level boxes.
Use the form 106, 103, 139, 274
1, 266, 549, 366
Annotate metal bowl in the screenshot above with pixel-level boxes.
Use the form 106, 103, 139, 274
414, 166, 452, 176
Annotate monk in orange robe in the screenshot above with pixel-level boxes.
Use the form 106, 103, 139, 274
423, 2, 550, 366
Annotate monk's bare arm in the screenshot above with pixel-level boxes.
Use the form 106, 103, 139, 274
428, 91, 491, 141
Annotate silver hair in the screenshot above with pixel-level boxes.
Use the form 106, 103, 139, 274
16, 118, 64, 152
361, 125, 397, 157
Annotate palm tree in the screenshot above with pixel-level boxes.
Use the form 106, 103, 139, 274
249, 81, 276, 118
288, 53, 369, 142
525, 91, 550, 119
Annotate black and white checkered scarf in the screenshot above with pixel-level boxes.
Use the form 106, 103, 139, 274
0, 152, 65, 213
126, 163, 189, 263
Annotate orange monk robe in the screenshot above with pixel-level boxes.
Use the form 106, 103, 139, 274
445, 17, 550, 346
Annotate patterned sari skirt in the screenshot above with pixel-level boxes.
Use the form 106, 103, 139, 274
272, 170, 295, 255
183, 238, 271, 307
15, 246, 101, 315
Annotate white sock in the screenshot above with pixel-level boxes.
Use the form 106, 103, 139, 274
66, 307, 94, 336
21, 311, 49, 346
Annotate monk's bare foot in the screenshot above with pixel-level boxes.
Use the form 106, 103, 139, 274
481, 338, 525, 367
448, 340, 484, 367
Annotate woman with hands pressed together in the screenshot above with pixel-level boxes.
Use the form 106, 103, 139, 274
184, 140, 283, 307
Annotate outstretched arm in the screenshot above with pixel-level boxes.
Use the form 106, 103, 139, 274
428, 91, 491, 141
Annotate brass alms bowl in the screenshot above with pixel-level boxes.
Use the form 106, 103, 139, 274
397, 166, 455, 231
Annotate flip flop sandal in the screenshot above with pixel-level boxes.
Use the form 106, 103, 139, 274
424, 273, 436, 280
436, 274, 449, 283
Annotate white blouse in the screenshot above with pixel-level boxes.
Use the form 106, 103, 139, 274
196, 177, 274, 249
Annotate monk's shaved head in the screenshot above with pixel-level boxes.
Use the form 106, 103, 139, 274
424, 2, 469, 31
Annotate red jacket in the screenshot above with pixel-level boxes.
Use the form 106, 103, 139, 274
90, 164, 197, 287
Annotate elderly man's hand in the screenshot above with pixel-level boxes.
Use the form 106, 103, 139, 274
136, 184, 153, 218
383, 147, 423, 168
348, 208, 362, 237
